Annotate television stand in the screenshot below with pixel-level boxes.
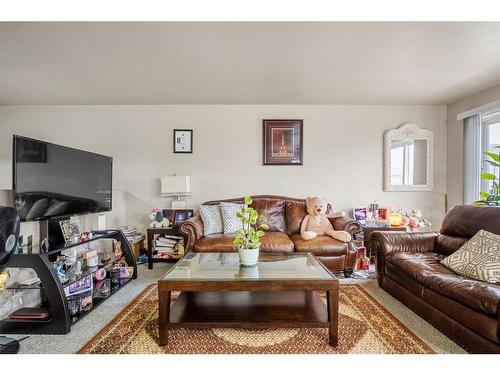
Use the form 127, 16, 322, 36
0, 229, 137, 335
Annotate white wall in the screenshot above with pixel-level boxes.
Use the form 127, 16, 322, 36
0, 104, 447, 245
447, 83, 500, 209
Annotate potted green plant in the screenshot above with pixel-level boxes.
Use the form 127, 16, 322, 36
473, 146, 500, 206
233, 196, 269, 266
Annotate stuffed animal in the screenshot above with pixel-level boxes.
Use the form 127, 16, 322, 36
149, 208, 170, 228
300, 197, 351, 242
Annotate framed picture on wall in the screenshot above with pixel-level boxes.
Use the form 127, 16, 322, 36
173, 129, 193, 153
263, 119, 303, 165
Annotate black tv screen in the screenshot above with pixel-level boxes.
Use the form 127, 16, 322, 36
13, 135, 113, 222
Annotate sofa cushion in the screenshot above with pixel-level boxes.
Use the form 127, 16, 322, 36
434, 234, 468, 256
290, 233, 348, 256
199, 204, 223, 235
385, 251, 500, 316
441, 229, 500, 283
385, 262, 500, 344
285, 201, 307, 235
220, 202, 244, 234
195, 234, 237, 253
440, 205, 500, 239
251, 198, 286, 232
260, 232, 294, 253
195, 231, 294, 253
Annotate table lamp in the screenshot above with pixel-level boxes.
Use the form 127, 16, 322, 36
161, 176, 191, 209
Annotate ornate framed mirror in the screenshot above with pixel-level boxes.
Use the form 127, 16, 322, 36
384, 123, 433, 192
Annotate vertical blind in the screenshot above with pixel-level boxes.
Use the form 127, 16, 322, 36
463, 114, 481, 204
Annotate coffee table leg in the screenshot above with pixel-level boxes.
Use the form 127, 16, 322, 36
327, 289, 339, 346
159, 290, 171, 346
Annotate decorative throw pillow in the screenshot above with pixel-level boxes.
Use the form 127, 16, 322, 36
199, 204, 223, 235
441, 229, 500, 283
220, 202, 244, 234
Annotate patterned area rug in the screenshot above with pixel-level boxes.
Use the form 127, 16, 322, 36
78, 284, 434, 354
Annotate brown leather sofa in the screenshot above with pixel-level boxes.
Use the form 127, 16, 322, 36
373, 205, 500, 353
180, 195, 362, 276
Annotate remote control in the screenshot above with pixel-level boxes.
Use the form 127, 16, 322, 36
20, 277, 40, 286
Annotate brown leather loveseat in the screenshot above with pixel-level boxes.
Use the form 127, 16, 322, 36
373, 205, 500, 353
180, 195, 361, 276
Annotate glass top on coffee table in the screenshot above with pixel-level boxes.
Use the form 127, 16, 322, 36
162, 253, 335, 281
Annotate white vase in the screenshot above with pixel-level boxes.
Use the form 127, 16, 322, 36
238, 247, 260, 267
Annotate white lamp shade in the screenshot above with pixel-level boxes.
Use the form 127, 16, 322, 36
161, 176, 191, 196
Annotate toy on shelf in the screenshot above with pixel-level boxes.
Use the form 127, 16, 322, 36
149, 208, 170, 228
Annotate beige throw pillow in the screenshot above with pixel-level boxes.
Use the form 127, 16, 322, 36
441, 229, 500, 283
199, 205, 223, 235
220, 202, 244, 234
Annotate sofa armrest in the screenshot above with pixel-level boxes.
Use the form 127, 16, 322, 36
371, 231, 439, 255
329, 216, 362, 236
372, 231, 439, 286
180, 216, 204, 252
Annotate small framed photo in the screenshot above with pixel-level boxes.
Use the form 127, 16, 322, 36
173, 129, 193, 153
353, 206, 368, 224
59, 220, 81, 245
172, 209, 194, 227
378, 206, 389, 222
263, 119, 303, 165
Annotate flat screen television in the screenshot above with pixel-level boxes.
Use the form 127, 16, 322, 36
12, 135, 113, 222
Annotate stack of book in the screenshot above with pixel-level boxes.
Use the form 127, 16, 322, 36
153, 234, 183, 259
119, 226, 145, 244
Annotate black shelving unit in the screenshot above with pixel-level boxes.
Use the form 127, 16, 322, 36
0, 229, 137, 335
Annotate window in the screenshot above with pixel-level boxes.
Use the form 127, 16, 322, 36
481, 111, 500, 195
461, 106, 500, 205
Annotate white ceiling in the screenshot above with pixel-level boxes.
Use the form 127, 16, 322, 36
1, 22, 500, 105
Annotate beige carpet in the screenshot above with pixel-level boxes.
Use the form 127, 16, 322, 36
78, 284, 435, 354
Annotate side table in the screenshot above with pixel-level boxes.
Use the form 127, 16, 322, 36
147, 227, 187, 269
362, 225, 408, 262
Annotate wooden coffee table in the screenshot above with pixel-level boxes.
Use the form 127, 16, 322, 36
158, 252, 339, 347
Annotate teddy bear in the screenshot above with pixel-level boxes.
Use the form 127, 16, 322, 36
300, 197, 352, 242
149, 208, 170, 228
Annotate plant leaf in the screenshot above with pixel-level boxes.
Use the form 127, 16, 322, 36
481, 172, 496, 181
480, 191, 491, 199
484, 160, 500, 168
472, 200, 487, 206
485, 152, 500, 162
244, 195, 253, 205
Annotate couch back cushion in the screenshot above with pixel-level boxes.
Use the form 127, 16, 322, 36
436, 205, 500, 256
441, 205, 500, 238
251, 198, 286, 232
285, 200, 307, 235
201, 196, 307, 234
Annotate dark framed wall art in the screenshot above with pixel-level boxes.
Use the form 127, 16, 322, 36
173, 129, 193, 153
263, 119, 303, 165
